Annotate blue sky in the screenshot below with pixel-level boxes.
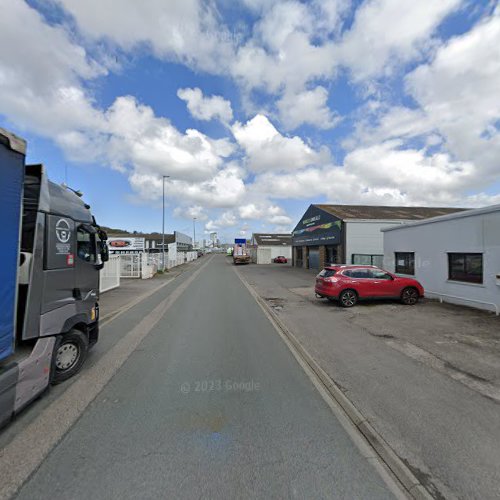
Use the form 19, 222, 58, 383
1, 0, 499, 243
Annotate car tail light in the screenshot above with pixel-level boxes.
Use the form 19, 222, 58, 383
324, 277, 338, 283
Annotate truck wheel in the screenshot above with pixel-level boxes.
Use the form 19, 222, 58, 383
52, 330, 89, 384
339, 289, 358, 307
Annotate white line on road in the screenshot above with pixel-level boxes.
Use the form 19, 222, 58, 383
0, 256, 214, 500
233, 264, 423, 500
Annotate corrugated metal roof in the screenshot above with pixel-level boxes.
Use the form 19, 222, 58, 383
382, 203, 500, 231
252, 233, 292, 246
314, 204, 467, 220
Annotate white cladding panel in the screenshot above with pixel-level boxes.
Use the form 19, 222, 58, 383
345, 221, 407, 264
383, 211, 500, 313
256, 245, 292, 264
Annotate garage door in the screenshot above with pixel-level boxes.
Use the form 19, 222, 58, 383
308, 248, 320, 269
257, 247, 272, 264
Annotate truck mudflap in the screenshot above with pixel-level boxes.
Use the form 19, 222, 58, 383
0, 337, 55, 426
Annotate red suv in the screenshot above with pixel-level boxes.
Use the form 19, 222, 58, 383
315, 265, 424, 307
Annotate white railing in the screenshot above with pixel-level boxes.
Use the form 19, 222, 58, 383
100, 255, 121, 292
112, 251, 198, 280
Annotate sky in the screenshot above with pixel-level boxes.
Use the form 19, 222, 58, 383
1, 0, 499, 243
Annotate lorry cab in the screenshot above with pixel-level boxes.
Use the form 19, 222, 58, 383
0, 127, 108, 427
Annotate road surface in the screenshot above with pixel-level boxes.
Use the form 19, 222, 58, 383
15, 256, 401, 499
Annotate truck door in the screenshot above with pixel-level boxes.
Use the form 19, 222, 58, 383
74, 225, 99, 311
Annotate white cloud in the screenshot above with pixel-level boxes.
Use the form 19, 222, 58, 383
344, 7, 500, 201
268, 214, 292, 225
103, 96, 234, 182
277, 86, 341, 130
237, 202, 292, 227
238, 203, 264, 219
204, 210, 238, 231
0, 0, 106, 139
232, 27, 336, 96
337, 0, 461, 80
54, 0, 235, 73
345, 105, 434, 149
406, 7, 500, 179
251, 139, 500, 207
2, 0, 498, 239
232, 114, 329, 172
173, 205, 208, 221
129, 163, 246, 208
177, 87, 233, 123
232, 0, 348, 99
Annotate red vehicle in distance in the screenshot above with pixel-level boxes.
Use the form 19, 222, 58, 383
315, 265, 424, 307
273, 256, 288, 263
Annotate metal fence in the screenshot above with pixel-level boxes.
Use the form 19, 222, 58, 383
113, 251, 198, 279
119, 254, 141, 278
99, 255, 121, 292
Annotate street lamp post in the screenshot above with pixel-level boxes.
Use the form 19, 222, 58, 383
193, 217, 197, 251
161, 175, 170, 270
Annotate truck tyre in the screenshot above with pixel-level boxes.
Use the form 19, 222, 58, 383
401, 287, 419, 305
52, 329, 89, 384
339, 289, 358, 307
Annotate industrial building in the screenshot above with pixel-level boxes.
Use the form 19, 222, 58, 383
250, 233, 292, 264
383, 204, 500, 314
108, 231, 192, 254
292, 204, 465, 270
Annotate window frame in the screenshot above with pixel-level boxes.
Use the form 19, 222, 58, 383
76, 225, 97, 264
342, 268, 371, 279
448, 253, 483, 284
351, 254, 384, 267
394, 252, 415, 275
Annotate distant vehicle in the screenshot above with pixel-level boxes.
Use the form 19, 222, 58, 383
273, 256, 288, 263
0, 128, 108, 426
197, 250, 204, 258
233, 239, 250, 264
315, 265, 424, 307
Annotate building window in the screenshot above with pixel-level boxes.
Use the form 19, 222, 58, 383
448, 253, 483, 284
352, 254, 383, 267
395, 252, 415, 275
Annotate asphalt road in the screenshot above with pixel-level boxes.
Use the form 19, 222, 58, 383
14, 256, 400, 499
238, 263, 500, 500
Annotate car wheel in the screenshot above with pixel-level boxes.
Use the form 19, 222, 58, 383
339, 289, 357, 307
401, 287, 419, 305
51, 329, 89, 384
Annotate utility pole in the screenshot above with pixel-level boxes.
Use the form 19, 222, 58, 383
161, 175, 169, 270
193, 217, 197, 251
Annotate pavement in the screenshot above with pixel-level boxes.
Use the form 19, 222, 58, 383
238, 263, 500, 500
3, 255, 405, 500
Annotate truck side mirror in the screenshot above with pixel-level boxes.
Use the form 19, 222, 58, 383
100, 241, 109, 263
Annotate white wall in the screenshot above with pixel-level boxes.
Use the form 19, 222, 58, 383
345, 220, 408, 264
255, 245, 292, 264
383, 211, 500, 313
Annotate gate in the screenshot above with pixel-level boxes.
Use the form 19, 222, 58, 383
119, 254, 141, 278
99, 255, 121, 292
